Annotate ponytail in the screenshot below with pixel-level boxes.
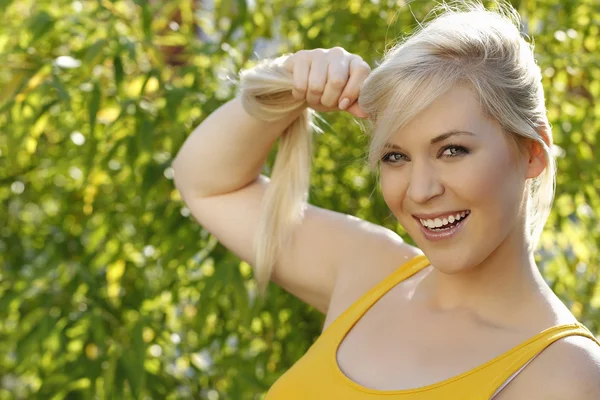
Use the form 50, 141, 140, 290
238, 55, 319, 297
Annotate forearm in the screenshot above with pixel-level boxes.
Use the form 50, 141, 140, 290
172, 96, 305, 198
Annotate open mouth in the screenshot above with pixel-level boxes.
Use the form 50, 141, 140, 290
416, 210, 471, 232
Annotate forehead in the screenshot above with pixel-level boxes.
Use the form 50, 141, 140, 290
391, 85, 498, 142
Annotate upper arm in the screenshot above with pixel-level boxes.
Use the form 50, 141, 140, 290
177, 175, 420, 314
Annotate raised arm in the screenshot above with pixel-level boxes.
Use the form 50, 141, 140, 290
171, 48, 417, 313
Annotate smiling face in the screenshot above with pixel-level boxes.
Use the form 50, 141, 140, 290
379, 84, 539, 273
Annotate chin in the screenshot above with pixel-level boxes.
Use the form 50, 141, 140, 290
408, 236, 483, 275
422, 250, 476, 275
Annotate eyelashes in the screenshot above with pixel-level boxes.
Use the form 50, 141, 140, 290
440, 144, 470, 158
380, 152, 406, 163
380, 144, 470, 164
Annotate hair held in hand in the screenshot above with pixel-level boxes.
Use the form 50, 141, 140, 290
237, 0, 556, 297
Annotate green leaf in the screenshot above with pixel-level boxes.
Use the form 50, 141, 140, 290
84, 39, 109, 64
114, 54, 124, 90
137, 0, 152, 39
89, 82, 101, 135
165, 87, 186, 121
51, 74, 71, 105
27, 11, 54, 44
120, 320, 146, 398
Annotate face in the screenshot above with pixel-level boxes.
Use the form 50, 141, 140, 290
379, 85, 542, 273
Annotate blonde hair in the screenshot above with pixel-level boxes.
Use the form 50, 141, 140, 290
238, 0, 556, 297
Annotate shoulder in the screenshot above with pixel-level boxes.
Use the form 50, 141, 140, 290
334, 220, 422, 289
531, 334, 600, 399
322, 224, 422, 330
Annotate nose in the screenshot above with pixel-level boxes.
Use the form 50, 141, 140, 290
406, 160, 445, 204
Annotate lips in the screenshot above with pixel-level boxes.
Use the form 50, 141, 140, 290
414, 211, 471, 242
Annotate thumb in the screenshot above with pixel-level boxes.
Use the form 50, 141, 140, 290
346, 102, 369, 119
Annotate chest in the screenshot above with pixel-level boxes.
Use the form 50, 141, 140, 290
329, 282, 552, 398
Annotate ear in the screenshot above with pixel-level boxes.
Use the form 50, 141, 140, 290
525, 138, 546, 179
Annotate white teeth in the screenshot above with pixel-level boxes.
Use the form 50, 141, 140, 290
419, 210, 470, 229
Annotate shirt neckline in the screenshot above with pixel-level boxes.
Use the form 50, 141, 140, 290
328, 256, 585, 394
331, 321, 583, 394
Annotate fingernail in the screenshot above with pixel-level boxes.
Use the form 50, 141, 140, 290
338, 98, 350, 110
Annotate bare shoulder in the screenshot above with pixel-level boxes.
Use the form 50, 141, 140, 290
502, 334, 600, 400
322, 219, 422, 330
538, 335, 600, 399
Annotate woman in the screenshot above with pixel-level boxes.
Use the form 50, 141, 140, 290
172, 1, 600, 398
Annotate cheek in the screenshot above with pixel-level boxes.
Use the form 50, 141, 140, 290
451, 150, 523, 215
380, 170, 406, 210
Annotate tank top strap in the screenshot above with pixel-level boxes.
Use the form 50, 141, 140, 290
484, 321, 600, 396
323, 254, 430, 339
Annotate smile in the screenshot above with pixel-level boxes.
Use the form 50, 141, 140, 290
418, 210, 471, 230
415, 211, 471, 242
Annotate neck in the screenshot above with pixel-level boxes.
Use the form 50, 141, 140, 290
415, 229, 552, 329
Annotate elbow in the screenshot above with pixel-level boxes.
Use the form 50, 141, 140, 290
171, 158, 183, 190
171, 156, 192, 197
171, 157, 209, 200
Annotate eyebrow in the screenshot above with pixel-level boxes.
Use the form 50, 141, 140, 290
384, 130, 476, 150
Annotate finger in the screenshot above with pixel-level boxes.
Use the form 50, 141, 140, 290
346, 101, 369, 119
320, 59, 350, 108
282, 52, 295, 72
289, 54, 309, 100
337, 57, 371, 110
306, 57, 328, 106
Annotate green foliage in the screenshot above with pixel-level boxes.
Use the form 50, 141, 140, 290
0, 0, 598, 398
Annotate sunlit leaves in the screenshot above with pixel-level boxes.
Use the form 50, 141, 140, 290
0, 0, 599, 398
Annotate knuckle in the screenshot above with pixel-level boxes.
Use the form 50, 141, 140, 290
328, 77, 346, 89
350, 56, 369, 69
308, 82, 324, 93
327, 51, 347, 63
359, 60, 371, 72
291, 51, 308, 64
328, 46, 346, 55
321, 98, 337, 107
311, 48, 326, 57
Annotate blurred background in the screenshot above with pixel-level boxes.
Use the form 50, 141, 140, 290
1, 0, 599, 398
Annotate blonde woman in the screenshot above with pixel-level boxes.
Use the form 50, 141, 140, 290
172, 1, 600, 398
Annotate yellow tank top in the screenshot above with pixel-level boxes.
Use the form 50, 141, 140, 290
266, 254, 600, 399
